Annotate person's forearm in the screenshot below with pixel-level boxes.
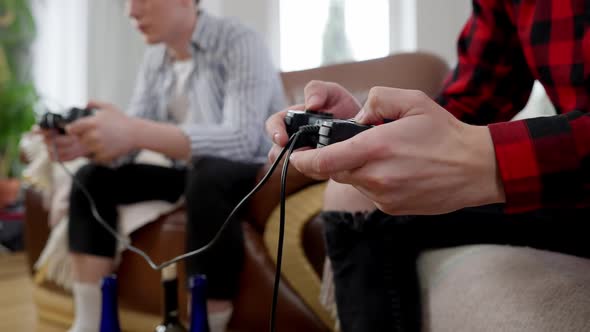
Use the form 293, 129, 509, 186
130, 118, 191, 161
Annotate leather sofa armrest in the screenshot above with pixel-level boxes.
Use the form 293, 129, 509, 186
231, 222, 331, 332
249, 158, 319, 231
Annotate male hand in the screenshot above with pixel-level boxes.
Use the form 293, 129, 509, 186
289, 87, 506, 215
266, 81, 361, 163
67, 101, 137, 163
40, 129, 89, 162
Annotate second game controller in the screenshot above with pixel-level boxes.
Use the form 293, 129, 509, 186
317, 119, 373, 148
285, 110, 334, 148
39, 107, 96, 134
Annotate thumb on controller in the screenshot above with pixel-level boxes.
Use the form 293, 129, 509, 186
355, 87, 429, 125
65, 116, 96, 136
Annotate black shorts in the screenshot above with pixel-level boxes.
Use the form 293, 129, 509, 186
68, 157, 260, 299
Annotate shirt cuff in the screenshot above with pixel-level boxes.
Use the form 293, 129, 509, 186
488, 121, 542, 213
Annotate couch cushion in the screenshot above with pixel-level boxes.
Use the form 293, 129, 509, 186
418, 245, 590, 332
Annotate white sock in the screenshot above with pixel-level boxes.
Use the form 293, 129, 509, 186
208, 306, 233, 332
68, 282, 101, 332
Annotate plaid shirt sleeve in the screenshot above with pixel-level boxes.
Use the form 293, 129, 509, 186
489, 111, 590, 213
436, 0, 535, 125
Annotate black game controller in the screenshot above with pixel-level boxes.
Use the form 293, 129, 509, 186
39, 107, 96, 134
284, 110, 373, 148
317, 119, 373, 148
285, 110, 334, 148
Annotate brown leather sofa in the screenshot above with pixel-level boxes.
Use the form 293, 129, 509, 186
23, 52, 449, 332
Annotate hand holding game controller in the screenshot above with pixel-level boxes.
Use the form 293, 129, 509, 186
266, 80, 364, 162
39, 130, 90, 162
38, 100, 139, 163
288, 87, 505, 216
38, 107, 95, 161
283, 110, 374, 149
39, 107, 97, 134
66, 101, 138, 163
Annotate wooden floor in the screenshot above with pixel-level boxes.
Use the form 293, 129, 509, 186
0, 252, 65, 332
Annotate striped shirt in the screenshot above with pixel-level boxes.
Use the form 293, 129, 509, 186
127, 11, 285, 164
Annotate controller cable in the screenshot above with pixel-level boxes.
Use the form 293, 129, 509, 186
51, 124, 320, 332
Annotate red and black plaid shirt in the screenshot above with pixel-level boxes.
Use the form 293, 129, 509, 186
437, 0, 590, 213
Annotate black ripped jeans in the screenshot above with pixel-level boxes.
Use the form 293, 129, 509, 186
321, 205, 590, 332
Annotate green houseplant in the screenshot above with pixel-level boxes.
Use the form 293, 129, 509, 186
0, 0, 37, 207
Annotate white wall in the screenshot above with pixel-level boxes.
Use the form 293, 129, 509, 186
415, 0, 471, 67
200, 0, 223, 16
390, 0, 417, 53
208, 0, 281, 66
87, 0, 145, 110
32, 0, 89, 108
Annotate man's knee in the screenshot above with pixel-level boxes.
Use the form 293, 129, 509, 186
72, 164, 114, 196
186, 157, 254, 198
69, 164, 118, 256
191, 156, 227, 176
69, 164, 117, 217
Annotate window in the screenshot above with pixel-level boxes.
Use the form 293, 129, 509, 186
32, 0, 88, 108
280, 0, 390, 72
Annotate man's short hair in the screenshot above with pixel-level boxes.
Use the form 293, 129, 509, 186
195, 0, 200, 4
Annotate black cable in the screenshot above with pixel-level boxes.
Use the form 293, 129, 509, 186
53, 133, 298, 271
270, 131, 301, 332
269, 124, 320, 332
53, 124, 320, 332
